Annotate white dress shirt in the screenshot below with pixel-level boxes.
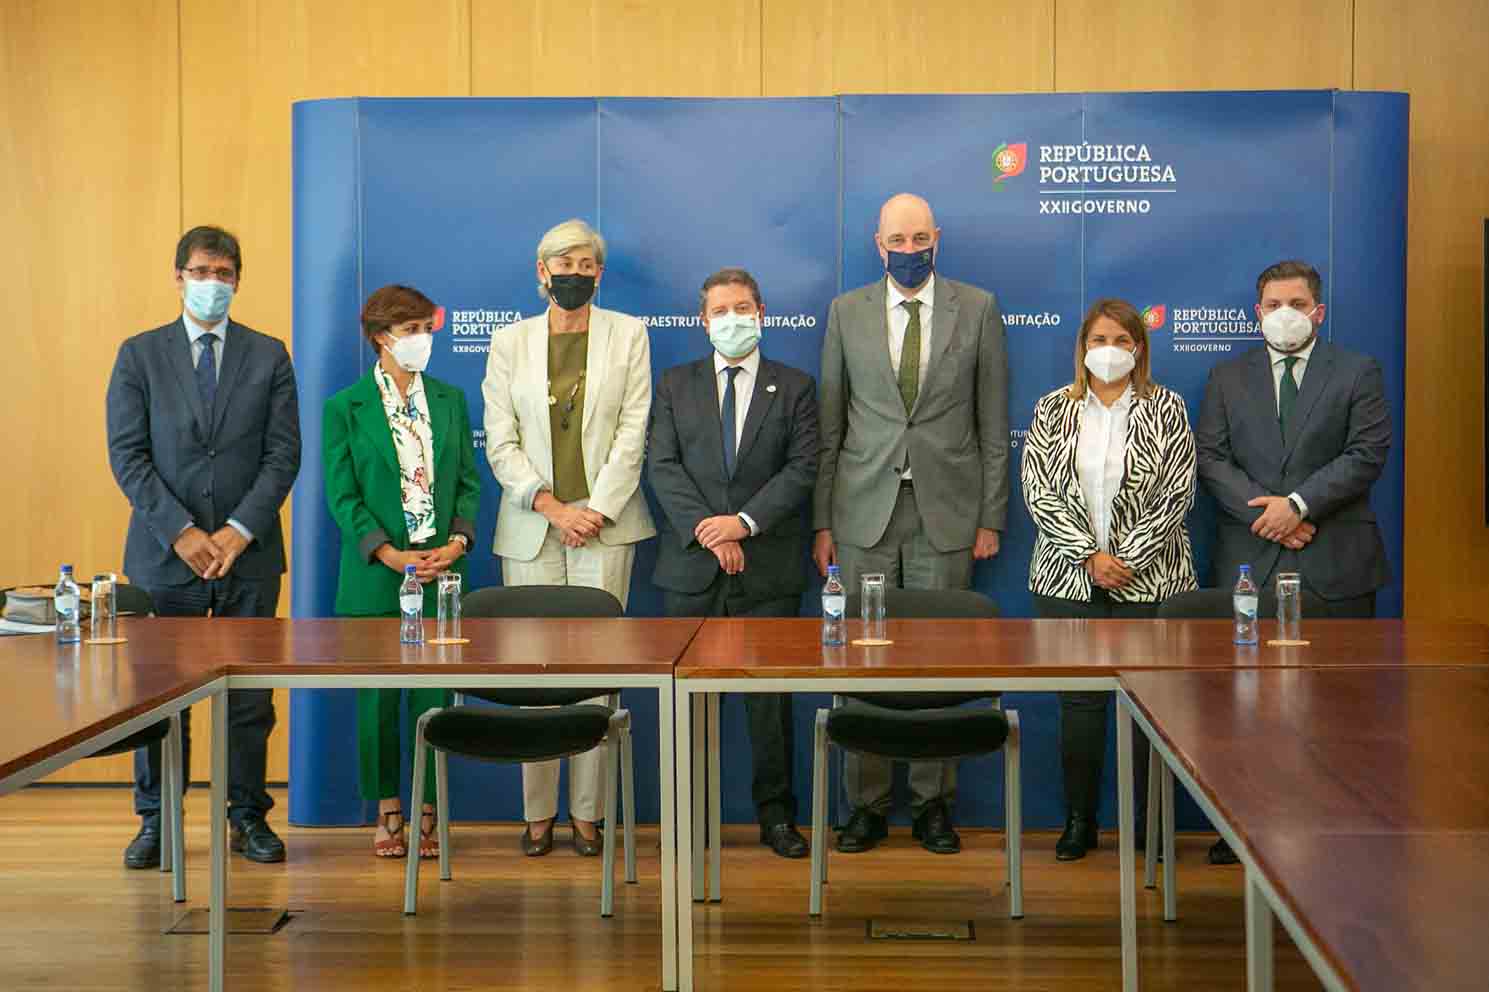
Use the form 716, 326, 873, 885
714, 348, 761, 536
1267, 336, 1317, 518
886, 274, 934, 480
1075, 384, 1133, 553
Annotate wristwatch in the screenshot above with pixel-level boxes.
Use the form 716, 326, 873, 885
450, 533, 470, 550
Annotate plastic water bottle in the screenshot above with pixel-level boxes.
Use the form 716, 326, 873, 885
54, 565, 81, 644
1233, 565, 1259, 645
822, 565, 846, 646
399, 565, 424, 645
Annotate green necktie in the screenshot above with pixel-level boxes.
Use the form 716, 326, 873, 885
899, 299, 922, 414
1278, 356, 1300, 437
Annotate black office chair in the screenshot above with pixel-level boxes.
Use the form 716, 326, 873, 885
84, 584, 187, 903
1157, 586, 1330, 621
402, 585, 636, 919
808, 588, 1022, 919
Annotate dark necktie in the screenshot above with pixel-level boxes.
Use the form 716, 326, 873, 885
1278, 355, 1300, 438
899, 299, 922, 414
721, 366, 742, 477
196, 332, 218, 413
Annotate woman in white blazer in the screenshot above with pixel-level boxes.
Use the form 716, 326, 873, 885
480, 219, 656, 857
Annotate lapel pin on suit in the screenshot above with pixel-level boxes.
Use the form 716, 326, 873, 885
766, 384, 777, 393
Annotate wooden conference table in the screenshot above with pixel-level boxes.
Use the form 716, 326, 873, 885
673, 617, 1489, 992
5, 616, 1489, 991
1120, 666, 1489, 992
0, 616, 701, 992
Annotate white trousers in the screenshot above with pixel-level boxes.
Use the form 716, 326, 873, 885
501, 523, 636, 823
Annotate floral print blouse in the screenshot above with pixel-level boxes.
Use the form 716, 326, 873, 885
374, 364, 437, 544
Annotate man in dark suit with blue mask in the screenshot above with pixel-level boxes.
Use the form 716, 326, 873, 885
648, 267, 819, 858
106, 226, 301, 868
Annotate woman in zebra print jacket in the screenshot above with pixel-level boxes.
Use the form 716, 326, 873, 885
1021, 298, 1197, 861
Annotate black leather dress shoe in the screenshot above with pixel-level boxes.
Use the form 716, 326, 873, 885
1055, 813, 1099, 861
124, 822, 161, 869
760, 823, 809, 859
521, 823, 554, 857
836, 808, 888, 853
230, 817, 286, 863
572, 823, 603, 858
911, 800, 961, 854
1208, 838, 1239, 865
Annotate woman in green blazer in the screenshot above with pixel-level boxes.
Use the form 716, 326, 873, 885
323, 284, 482, 859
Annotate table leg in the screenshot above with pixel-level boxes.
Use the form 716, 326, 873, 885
660, 682, 678, 992
674, 686, 695, 992
209, 688, 228, 992
1161, 762, 1177, 923
707, 692, 722, 902
1246, 868, 1275, 992
691, 694, 706, 903
1144, 740, 1160, 890
1117, 695, 1139, 991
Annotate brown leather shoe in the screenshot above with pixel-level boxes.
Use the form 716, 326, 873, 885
520, 823, 553, 857
572, 823, 603, 857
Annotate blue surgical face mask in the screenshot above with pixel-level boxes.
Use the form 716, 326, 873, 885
708, 313, 761, 360
183, 278, 234, 323
885, 247, 934, 290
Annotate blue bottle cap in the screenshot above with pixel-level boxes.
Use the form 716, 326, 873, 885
61, 564, 73, 573
827, 564, 840, 574
404, 564, 416, 574
1239, 564, 1251, 573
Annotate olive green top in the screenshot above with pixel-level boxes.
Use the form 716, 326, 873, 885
547, 331, 589, 503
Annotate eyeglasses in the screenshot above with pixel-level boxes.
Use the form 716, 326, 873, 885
556, 372, 585, 431
182, 265, 237, 281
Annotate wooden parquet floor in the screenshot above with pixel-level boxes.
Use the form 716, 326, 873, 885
0, 788, 1322, 990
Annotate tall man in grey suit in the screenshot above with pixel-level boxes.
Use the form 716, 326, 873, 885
1196, 259, 1391, 863
813, 193, 1011, 855
650, 268, 819, 858
106, 226, 301, 868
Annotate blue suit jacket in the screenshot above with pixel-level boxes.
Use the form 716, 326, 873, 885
106, 317, 302, 585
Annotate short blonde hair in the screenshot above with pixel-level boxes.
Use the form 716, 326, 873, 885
535, 219, 607, 300
1067, 298, 1154, 401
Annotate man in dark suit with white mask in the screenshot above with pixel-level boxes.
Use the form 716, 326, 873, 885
648, 267, 819, 858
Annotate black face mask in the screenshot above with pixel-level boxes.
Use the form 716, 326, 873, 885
547, 273, 596, 311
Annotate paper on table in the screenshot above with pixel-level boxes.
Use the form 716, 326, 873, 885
0, 618, 57, 636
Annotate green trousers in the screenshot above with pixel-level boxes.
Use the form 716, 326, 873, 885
357, 687, 451, 806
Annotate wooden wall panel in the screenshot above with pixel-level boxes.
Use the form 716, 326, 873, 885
1054, 0, 1352, 90
762, 0, 1054, 96
1356, 0, 1489, 620
473, 0, 761, 97
1, 0, 180, 594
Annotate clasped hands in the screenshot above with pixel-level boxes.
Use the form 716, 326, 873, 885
173, 525, 250, 580
1247, 496, 1317, 550
695, 514, 748, 575
378, 539, 465, 582
536, 492, 608, 549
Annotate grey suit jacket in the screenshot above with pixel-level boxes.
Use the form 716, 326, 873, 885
813, 276, 1011, 552
648, 355, 818, 597
1195, 340, 1391, 599
106, 317, 302, 586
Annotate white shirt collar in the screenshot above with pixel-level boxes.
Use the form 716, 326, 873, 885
1083, 382, 1134, 412
1267, 335, 1319, 366
714, 347, 761, 380
886, 273, 935, 312
183, 315, 228, 343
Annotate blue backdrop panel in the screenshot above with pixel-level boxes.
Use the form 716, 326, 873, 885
290, 92, 1408, 831
597, 97, 839, 826
1330, 91, 1408, 619
290, 98, 600, 825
